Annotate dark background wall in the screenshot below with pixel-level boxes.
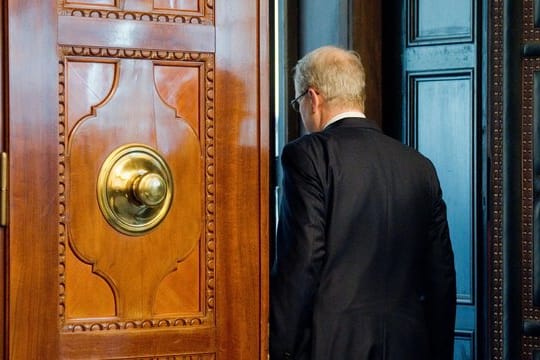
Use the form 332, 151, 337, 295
298, 0, 349, 51
283, 1, 488, 359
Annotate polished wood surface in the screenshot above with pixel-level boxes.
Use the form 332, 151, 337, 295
58, 17, 215, 53
6, 0, 269, 358
60, 328, 216, 359
214, 0, 269, 357
154, 0, 199, 12
8, 0, 60, 358
67, 58, 203, 320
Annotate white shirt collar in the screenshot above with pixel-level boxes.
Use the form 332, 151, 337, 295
323, 111, 366, 129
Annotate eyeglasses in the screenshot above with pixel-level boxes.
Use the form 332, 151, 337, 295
290, 89, 308, 112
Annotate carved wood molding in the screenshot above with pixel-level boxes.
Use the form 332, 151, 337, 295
523, 56, 538, 359
491, 0, 504, 358
525, 0, 540, 41
59, 46, 213, 60
65, 317, 207, 332
58, 0, 214, 25
58, 46, 215, 332
118, 355, 215, 360
522, 0, 540, 356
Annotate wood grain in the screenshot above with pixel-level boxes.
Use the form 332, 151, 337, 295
67, 59, 202, 319
7, 0, 60, 358
58, 16, 215, 53
215, 0, 264, 357
6, 0, 269, 358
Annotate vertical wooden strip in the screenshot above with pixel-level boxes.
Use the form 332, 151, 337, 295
215, 0, 262, 357
7, 0, 60, 358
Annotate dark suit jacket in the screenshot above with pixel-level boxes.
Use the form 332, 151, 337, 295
270, 118, 456, 360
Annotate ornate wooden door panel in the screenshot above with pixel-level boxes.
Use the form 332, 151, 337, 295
64, 55, 206, 321
7, 0, 268, 359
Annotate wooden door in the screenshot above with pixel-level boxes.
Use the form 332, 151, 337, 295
382, 0, 487, 359
5, 0, 269, 359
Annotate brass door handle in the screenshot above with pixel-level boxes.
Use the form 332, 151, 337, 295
97, 144, 173, 236
132, 172, 167, 207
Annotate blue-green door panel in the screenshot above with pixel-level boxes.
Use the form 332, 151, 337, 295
411, 0, 473, 43
413, 72, 475, 305
402, 0, 482, 359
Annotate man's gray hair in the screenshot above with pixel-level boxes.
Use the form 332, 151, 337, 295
293, 46, 366, 109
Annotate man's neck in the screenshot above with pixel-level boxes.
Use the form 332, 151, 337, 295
320, 108, 365, 130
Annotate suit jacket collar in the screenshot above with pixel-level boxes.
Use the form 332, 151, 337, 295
323, 117, 381, 132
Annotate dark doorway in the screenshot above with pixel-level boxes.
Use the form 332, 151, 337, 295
273, 0, 488, 359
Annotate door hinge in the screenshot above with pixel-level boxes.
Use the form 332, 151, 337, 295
1, 152, 7, 226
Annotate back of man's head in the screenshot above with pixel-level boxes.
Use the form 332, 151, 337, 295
293, 46, 366, 111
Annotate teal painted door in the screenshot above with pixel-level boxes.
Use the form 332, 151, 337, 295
382, 0, 487, 359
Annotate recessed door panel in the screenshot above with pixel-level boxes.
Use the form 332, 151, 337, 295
410, 0, 473, 43
63, 56, 207, 324
413, 74, 474, 304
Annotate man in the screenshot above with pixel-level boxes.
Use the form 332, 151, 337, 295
270, 46, 456, 359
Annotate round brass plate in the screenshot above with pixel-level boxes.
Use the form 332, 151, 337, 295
97, 144, 173, 236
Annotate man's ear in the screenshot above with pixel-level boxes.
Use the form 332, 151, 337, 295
307, 88, 319, 114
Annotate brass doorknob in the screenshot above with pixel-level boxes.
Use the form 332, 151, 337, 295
132, 173, 167, 207
97, 144, 173, 236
